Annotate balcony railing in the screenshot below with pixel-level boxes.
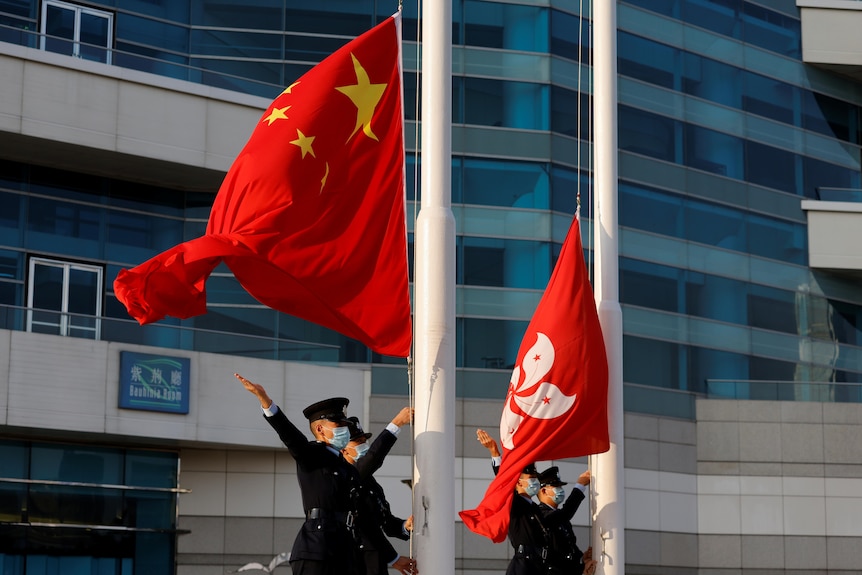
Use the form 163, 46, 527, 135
0, 304, 341, 363
706, 379, 862, 403
0, 24, 284, 99
815, 187, 862, 202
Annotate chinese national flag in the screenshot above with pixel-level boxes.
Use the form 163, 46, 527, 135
459, 216, 610, 542
113, 14, 412, 357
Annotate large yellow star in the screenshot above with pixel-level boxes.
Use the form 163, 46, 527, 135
336, 53, 387, 142
290, 129, 316, 158
262, 106, 290, 126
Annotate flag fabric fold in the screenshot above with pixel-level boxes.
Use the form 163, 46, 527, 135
459, 216, 610, 542
114, 14, 412, 357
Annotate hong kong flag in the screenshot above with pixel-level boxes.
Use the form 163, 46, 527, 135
459, 216, 610, 542
113, 14, 412, 357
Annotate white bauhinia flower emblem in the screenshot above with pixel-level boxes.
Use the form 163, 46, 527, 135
500, 332, 576, 450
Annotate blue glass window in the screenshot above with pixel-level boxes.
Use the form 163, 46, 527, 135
1, 440, 179, 575
283, 4, 373, 36
191, 29, 281, 59
686, 272, 748, 323
191, 0, 280, 29
461, 158, 550, 208
116, 13, 188, 52
619, 106, 678, 162
551, 9, 590, 62
0, 191, 22, 245
462, 237, 552, 289
684, 198, 745, 250
26, 198, 99, 240
682, 0, 741, 39
623, 335, 681, 388
741, 2, 800, 58
550, 165, 591, 216
623, 0, 679, 18
742, 71, 794, 124
747, 284, 797, 334
619, 182, 684, 238
621, 258, 680, 313
105, 212, 183, 264
464, 1, 548, 51
747, 212, 806, 264
683, 52, 740, 108
461, 77, 548, 130
802, 90, 861, 144
744, 140, 797, 193
619, 32, 677, 89
684, 123, 743, 178
551, 85, 591, 139
461, 317, 528, 369
803, 156, 860, 199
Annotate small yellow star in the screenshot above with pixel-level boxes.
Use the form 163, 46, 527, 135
290, 129, 316, 159
262, 106, 290, 126
280, 81, 300, 96
336, 53, 387, 142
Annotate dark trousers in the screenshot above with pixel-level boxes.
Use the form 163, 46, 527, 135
290, 558, 359, 575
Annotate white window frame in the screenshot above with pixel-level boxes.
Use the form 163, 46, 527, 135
27, 257, 103, 339
40, 0, 113, 64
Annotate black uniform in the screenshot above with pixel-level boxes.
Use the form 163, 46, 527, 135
355, 474, 410, 574
506, 492, 550, 575
264, 398, 383, 575
345, 416, 409, 575
538, 491, 586, 574
537, 466, 587, 575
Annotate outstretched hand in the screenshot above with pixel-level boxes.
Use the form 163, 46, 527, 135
476, 429, 501, 458
234, 373, 273, 410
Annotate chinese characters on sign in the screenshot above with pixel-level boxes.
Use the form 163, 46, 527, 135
119, 352, 190, 414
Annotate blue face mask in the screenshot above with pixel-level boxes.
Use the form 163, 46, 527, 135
523, 478, 540, 497
327, 425, 350, 450
552, 487, 565, 505
351, 442, 369, 461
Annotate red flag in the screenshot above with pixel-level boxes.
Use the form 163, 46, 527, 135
459, 216, 610, 542
113, 14, 412, 357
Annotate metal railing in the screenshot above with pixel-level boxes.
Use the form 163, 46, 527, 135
0, 304, 342, 363
705, 379, 862, 403
815, 187, 862, 202
0, 24, 286, 99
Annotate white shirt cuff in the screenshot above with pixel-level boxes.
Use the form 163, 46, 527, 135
386, 422, 401, 436
262, 403, 279, 417
574, 483, 587, 494
491, 456, 502, 467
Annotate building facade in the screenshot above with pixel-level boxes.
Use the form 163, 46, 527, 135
1, 0, 861, 573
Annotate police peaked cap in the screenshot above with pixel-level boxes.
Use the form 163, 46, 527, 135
346, 416, 373, 441
302, 397, 349, 423
521, 463, 539, 476
538, 466, 568, 487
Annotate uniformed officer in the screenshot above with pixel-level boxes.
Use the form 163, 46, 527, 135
236, 373, 364, 575
342, 416, 418, 575
536, 466, 596, 575
506, 463, 549, 575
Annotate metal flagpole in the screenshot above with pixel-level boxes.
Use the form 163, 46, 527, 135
413, 0, 456, 571
592, 1, 625, 574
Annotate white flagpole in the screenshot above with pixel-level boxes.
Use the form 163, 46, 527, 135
592, 1, 625, 574
413, 0, 456, 571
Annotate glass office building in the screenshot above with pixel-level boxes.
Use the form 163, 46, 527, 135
1, 0, 861, 573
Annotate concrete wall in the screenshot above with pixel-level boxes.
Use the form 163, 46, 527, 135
0, 329, 368, 448
0, 41, 269, 191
